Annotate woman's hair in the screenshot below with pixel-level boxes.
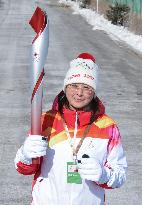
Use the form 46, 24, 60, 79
58, 93, 68, 114
58, 93, 99, 123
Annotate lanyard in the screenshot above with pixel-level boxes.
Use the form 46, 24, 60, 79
61, 114, 92, 160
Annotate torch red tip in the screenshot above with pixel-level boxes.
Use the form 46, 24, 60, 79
29, 7, 47, 34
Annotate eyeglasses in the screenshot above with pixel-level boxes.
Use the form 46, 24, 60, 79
67, 84, 94, 95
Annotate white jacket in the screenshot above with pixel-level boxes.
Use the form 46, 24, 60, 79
15, 102, 127, 205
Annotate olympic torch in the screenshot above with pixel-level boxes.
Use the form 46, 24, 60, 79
29, 7, 49, 135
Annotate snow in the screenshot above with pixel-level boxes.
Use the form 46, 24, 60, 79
59, 0, 142, 55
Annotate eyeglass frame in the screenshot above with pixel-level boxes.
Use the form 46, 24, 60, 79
66, 83, 95, 95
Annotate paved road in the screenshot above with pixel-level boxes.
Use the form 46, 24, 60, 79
0, 0, 142, 204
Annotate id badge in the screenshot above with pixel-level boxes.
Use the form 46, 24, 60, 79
67, 162, 82, 184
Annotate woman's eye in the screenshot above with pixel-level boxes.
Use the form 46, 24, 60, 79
84, 86, 89, 89
72, 84, 78, 88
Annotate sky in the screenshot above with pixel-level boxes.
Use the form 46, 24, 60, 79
59, 0, 142, 55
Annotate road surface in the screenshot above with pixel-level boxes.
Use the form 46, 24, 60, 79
0, 0, 142, 204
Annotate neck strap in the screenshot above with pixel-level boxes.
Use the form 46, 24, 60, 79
61, 114, 93, 156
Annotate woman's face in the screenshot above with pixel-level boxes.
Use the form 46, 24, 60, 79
65, 83, 95, 110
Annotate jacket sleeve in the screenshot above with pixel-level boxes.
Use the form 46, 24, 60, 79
14, 146, 41, 175
99, 125, 127, 189
14, 113, 48, 175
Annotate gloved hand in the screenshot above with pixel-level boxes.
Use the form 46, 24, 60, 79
78, 155, 111, 184
21, 135, 48, 161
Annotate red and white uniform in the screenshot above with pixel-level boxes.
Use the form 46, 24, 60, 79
15, 95, 127, 205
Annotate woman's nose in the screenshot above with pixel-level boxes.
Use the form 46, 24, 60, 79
76, 87, 83, 96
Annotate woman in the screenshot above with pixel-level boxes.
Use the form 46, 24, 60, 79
14, 53, 127, 205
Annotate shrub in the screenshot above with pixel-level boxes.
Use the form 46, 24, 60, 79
79, 0, 91, 8
106, 2, 130, 26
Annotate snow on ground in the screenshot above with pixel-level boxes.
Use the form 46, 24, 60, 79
59, 0, 142, 55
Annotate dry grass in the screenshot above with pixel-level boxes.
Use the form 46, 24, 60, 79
128, 13, 142, 35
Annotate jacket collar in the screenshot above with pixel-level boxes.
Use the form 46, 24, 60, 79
62, 107, 92, 128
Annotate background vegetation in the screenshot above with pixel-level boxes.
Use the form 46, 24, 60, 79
78, 0, 142, 34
